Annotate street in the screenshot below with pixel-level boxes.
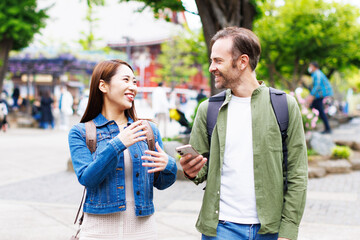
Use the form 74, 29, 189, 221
0, 121, 359, 240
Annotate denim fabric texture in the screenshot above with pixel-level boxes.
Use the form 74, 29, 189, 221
68, 114, 177, 216
202, 221, 279, 240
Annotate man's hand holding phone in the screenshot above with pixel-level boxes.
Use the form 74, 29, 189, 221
177, 145, 207, 179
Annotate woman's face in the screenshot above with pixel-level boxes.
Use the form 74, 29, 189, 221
102, 64, 138, 111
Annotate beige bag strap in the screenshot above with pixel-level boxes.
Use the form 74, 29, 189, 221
142, 121, 160, 181
85, 120, 96, 153
73, 188, 86, 225
143, 121, 155, 151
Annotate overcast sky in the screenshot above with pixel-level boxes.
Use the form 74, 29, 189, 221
31, 0, 201, 50
31, 0, 359, 51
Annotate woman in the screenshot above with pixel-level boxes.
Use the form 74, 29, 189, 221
68, 59, 177, 240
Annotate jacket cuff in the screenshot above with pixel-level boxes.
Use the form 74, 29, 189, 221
163, 155, 177, 173
109, 137, 127, 153
278, 220, 299, 240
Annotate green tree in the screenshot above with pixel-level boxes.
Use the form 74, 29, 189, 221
0, 0, 49, 92
79, 0, 105, 50
254, 0, 360, 90
154, 29, 209, 87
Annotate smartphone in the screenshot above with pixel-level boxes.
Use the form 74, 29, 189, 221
175, 144, 200, 158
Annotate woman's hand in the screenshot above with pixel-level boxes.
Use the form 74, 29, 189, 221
117, 120, 147, 148
141, 142, 168, 173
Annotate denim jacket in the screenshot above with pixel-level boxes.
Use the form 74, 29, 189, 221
68, 113, 177, 216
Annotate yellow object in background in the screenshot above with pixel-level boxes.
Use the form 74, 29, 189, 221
169, 108, 180, 121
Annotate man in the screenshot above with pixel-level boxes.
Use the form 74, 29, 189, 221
307, 61, 333, 134
152, 82, 169, 137
180, 27, 307, 240
58, 85, 73, 130
196, 88, 207, 103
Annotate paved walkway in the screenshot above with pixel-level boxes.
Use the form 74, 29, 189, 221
0, 117, 359, 240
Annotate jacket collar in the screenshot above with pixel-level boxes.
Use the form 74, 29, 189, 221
223, 81, 266, 104
92, 113, 134, 127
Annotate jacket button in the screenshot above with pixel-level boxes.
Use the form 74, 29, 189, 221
134, 154, 138, 158
117, 186, 124, 189
136, 172, 139, 177
136, 191, 140, 195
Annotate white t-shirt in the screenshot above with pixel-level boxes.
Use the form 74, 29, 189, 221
219, 95, 260, 224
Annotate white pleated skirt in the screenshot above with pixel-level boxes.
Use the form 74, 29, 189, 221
80, 201, 157, 240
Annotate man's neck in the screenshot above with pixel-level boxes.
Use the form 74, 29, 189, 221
231, 71, 260, 98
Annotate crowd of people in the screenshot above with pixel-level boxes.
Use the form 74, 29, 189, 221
0, 85, 78, 131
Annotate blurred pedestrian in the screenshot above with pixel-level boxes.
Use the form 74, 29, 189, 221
68, 59, 177, 239
39, 90, 54, 129
0, 92, 9, 132
169, 90, 191, 134
12, 86, 20, 109
76, 89, 89, 117
58, 85, 73, 130
196, 88, 207, 103
152, 82, 169, 137
180, 27, 307, 240
307, 61, 333, 134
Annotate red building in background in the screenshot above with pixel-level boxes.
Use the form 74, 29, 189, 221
107, 11, 209, 93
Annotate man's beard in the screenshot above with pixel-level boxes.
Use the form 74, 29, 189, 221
215, 69, 239, 89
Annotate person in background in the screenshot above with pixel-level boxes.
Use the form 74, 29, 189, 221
40, 90, 54, 129
58, 85, 73, 130
180, 27, 307, 240
307, 61, 333, 134
77, 89, 89, 117
0, 92, 9, 132
68, 59, 177, 239
196, 88, 207, 103
152, 82, 169, 137
12, 86, 20, 109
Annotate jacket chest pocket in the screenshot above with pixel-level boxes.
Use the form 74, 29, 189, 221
96, 132, 112, 150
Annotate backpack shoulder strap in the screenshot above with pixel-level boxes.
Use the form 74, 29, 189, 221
206, 90, 226, 145
269, 87, 289, 192
85, 120, 97, 153
269, 87, 289, 132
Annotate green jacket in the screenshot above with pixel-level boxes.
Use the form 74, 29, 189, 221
189, 84, 307, 240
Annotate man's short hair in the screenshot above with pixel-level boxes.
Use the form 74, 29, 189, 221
210, 27, 261, 70
310, 61, 319, 69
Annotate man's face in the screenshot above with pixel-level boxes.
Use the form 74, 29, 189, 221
209, 37, 241, 89
308, 64, 315, 73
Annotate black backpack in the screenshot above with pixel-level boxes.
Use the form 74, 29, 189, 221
206, 87, 289, 192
